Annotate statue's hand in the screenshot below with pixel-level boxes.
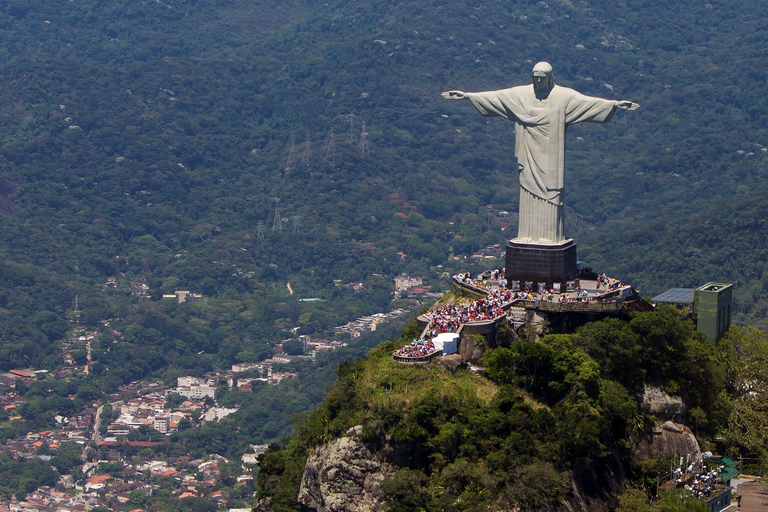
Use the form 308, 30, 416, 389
616, 100, 640, 111
442, 90, 467, 100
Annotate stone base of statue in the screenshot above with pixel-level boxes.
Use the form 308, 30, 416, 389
504, 238, 579, 292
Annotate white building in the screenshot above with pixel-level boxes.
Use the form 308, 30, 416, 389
394, 274, 423, 292
176, 376, 216, 399
153, 415, 168, 434
203, 407, 238, 422
176, 384, 216, 400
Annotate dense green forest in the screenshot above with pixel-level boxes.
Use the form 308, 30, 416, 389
0, 0, 766, 452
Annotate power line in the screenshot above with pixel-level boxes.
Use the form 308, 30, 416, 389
285, 134, 297, 177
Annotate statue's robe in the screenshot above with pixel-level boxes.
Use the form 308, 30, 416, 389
466, 85, 617, 243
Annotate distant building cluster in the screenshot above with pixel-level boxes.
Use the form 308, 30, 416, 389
241, 444, 269, 466
230, 362, 267, 374
301, 335, 345, 354
333, 279, 365, 292
4, 450, 254, 510
107, 393, 186, 437
130, 281, 151, 299
394, 274, 423, 292
176, 376, 217, 399
7, 487, 103, 510
334, 308, 408, 338
3, 416, 93, 459
0, 292, 420, 509
471, 243, 503, 260
162, 290, 205, 304
393, 275, 442, 300
57, 326, 95, 377
102, 277, 151, 299
229, 361, 297, 386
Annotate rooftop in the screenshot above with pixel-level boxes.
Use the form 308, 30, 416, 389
652, 288, 695, 305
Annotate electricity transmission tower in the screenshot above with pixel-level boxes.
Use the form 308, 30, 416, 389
74, 295, 81, 322
339, 113, 357, 144
301, 133, 312, 172
292, 215, 302, 235
271, 198, 282, 232
358, 121, 370, 157
256, 221, 265, 240
325, 129, 336, 168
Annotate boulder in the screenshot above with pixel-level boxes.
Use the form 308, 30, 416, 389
438, 353, 465, 372
635, 420, 701, 462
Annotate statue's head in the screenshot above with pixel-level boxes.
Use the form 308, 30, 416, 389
532, 61, 555, 91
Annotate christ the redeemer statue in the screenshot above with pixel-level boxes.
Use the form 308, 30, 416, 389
443, 62, 638, 244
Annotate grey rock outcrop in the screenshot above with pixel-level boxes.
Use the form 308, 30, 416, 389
458, 334, 484, 363
641, 385, 686, 421
635, 420, 701, 461
438, 353, 465, 372
298, 425, 394, 512
635, 386, 700, 462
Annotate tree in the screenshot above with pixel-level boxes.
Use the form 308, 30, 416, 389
655, 488, 708, 512
379, 469, 431, 512
716, 326, 768, 457
178, 418, 192, 431
573, 318, 643, 390
616, 488, 651, 512
166, 392, 185, 409
50, 442, 83, 474
282, 339, 304, 356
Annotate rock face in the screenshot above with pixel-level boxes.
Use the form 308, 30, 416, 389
635, 420, 701, 462
458, 334, 484, 363
635, 386, 700, 461
438, 353, 465, 372
641, 385, 686, 422
295, 426, 629, 512
291, 387, 702, 512
298, 425, 394, 512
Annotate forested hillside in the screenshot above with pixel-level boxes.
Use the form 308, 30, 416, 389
0, 0, 766, 423
256, 311, 766, 511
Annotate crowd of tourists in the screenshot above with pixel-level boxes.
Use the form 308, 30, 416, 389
425, 294, 509, 335
596, 273, 623, 291
461, 268, 625, 298
395, 285, 515, 360
393, 338, 437, 358
395, 269, 626, 360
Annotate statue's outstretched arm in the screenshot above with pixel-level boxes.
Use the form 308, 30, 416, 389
616, 100, 639, 111
442, 90, 468, 100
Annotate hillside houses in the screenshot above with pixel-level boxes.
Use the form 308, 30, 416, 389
333, 308, 408, 337
176, 376, 216, 399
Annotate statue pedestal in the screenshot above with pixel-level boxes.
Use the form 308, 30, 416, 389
505, 238, 578, 291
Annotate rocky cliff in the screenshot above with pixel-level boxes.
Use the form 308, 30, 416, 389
291, 386, 702, 512
296, 426, 395, 512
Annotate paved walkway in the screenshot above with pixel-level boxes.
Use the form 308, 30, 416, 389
733, 480, 768, 512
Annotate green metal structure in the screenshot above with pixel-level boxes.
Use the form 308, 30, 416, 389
694, 283, 733, 344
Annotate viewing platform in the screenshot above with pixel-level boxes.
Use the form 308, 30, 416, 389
394, 269, 650, 364
392, 350, 442, 364
393, 267, 651, 364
